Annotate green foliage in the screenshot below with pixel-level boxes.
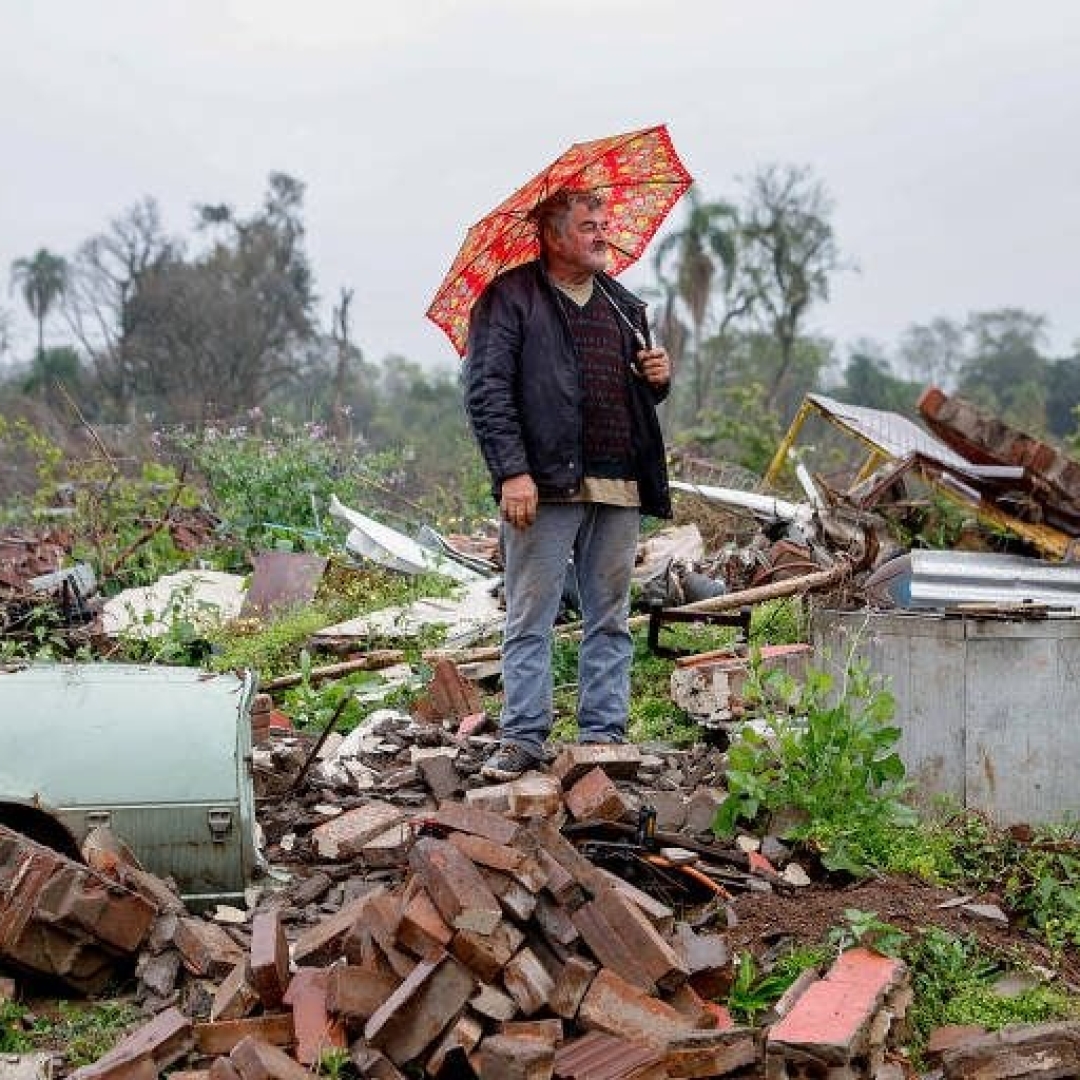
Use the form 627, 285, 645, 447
749, 597, 806, 646
4, 1001, 142, 1067
281, 649, 377, 734
174, 420, 355, 545
904, 927, 1077, 1061
827, 908, 909, 958
0, 1001, 33, 1052
316, 1047, 354, 1080
713, 663, 917, 874
726, 950, 806, 1025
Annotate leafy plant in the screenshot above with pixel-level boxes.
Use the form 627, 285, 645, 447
904, 927, 1077, 1064
827, 908, 909, 958
0, 1001, 33, 1052
726, 950, 801, 1025
713, 662, 917, 874
27, 1001, 141, 1066
316, 1046, 354, 1079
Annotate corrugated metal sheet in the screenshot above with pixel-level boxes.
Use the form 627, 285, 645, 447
865, 550, 1080, 610
808, 393, 974, 468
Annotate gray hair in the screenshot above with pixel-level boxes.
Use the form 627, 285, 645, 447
530, 190, 604, 250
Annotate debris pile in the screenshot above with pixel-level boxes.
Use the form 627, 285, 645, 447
0, 741, 922, 1080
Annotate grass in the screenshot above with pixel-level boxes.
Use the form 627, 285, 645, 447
0, 1000, 141, 1066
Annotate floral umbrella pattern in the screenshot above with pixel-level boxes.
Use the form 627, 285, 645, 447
426, 124, 693, 356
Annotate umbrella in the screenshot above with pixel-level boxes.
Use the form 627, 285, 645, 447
426, 123, 693, 356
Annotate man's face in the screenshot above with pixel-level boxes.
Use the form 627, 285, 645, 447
548, 201, 610, 274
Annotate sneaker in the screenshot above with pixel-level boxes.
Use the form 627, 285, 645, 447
481, 744, 543, 782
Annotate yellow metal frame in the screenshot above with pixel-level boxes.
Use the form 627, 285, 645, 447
765, 396, 1074, 561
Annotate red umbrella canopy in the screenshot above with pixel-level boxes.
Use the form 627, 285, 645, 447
426, 124, 693, 356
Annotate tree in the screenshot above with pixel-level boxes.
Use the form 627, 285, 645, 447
896, 316, 965, 391
836, 340, 920, 415
739, 165, 841, 407
65, 197, 178, 417
957, 308, 1049, 431
651, 189, 747, 420
9, 248, 69, 360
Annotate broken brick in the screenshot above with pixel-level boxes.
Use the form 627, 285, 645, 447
174, 917, 245, 979
310, 801, 405, 860
550, 745, 642, 787
229, 1035, 311, 1080
578, 969, 696, 1048
550, 955, 597, 1020
663, 1029, 758, 1078
428, 802, 520, 846
282, 966, 346, 1065
364, 952, 476, 1065
292, 890, 382, 967
480, 1034, 555, 1080
506, 774, 564, 819
503, 947, 556, 1016
326, 964, 401, 1021
766, 947, 908, 1070
451, 919, 525, 983
409, 837, 502, 935
564, 767, 632, 823
397, 888, 453, 958
194, 1015, 296, 1057
69, 1007, 193, 1080
249, 909, 289, 1011
211, 961, 261, 1022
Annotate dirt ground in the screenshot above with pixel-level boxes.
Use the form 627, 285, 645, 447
727, 874, 1080, 987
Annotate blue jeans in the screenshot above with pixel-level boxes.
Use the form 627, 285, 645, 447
500, 502, 640, 754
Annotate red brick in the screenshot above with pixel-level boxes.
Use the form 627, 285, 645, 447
363, 952, 475, 1065
326, 964, 401, 1020
553, 1030, 667, 1080
426, 1013, 483, 1076
249, 909, 289, 1010
506, 775, 564, 819
480, 1034, 555, 1080
293, 890, 382, 967
194, 1015, 296, 1056
211, 961, 260, 1022
230, 1035, 311, 1080
503, 947, 556, 1016
282, 967, 346, 1066
564, 767, 632, 823
411, 658, 482, 722
550, 955, 597, 1020
209, 1058, 242, 1080
470, 983, 519, 1021
174, 917, 245, 979
450, 919, 524, 983
482, 868, 540, 923
428, 802, 520, 846
310, 801, 405, 860
578, 969, 696, 1049
551, 745, 642, 787
501, 1019, 564, 1046
398, 888, 453, 958
409, 837, 502, 935
663, 1029, 758, 1077
69, 1007, 193, 1080
766, 947, 907, 1065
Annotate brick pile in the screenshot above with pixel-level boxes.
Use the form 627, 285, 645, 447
43, 745, 914, 1080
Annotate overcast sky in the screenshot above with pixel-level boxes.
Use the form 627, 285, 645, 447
2, 0, 1079, 372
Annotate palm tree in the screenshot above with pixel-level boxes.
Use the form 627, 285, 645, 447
10, 248, 69, 360
652, 189, 741, 420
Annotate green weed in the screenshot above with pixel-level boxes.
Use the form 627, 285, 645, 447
713, 663, 917, 874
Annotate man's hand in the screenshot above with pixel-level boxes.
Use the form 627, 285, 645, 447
637, 346, 671, 387
501, 473, 538, 530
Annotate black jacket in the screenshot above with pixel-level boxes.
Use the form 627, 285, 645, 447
464, 260, 672, 519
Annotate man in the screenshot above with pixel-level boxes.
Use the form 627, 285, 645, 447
465, 189, 672, 781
